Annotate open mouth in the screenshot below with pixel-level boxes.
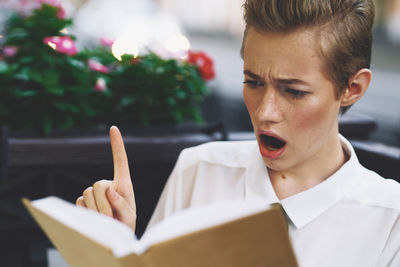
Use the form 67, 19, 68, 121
259, 134, 286, 151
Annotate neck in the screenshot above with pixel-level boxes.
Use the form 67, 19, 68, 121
268, 134, 348, 200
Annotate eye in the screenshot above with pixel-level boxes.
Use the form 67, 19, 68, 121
243, 80, 264, 88
285, 88, 307, 99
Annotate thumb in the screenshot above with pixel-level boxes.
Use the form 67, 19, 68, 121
107, 185, 136, 231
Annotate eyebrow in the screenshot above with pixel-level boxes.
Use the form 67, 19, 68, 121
276, 78, 310, 86
243, 70, 262, 80
243, 70, 311, 86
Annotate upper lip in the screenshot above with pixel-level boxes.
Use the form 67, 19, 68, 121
257, 130, 287, 143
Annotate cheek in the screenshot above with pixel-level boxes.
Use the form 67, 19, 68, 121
294, 107, 321, 129
291, 101, 337, 140
243, 89, 257, 115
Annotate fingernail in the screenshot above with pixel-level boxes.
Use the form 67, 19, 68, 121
109, 186, 118, 200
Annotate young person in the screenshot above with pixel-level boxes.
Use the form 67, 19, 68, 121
76, 1, 400, 266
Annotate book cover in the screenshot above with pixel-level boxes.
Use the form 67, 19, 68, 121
23, 197, 298, 267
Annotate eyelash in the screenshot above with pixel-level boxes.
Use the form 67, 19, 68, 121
244, 80, 308, 99
285, 88, 307, 99
243, 80, 264, 87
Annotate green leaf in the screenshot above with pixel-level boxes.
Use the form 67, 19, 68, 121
15, 90, 38, 97
43, 70, 60, 87
28, 70, 44, 83
67, 104, 79, 114
42, 115, 52, 135
53, 102, 68, 111
53, 102, 79, 113
68, 58, 85, 68
14, 69, 31, 81
167, 97, 176, 107
62, 116, 75, 128
46, 86, 64, 95
0, 62, 9, 73
120, 97, 134, 107
176, 90, 187, 99
172, 109, 183, 123
7, 27, 28, 41
20, 57, 35, 64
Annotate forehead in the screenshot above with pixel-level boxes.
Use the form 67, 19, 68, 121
243, 28, 325, 80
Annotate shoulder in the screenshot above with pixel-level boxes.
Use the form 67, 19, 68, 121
340, 135, 400, 211
178, 140, 258, 169
352, 165, 400, 211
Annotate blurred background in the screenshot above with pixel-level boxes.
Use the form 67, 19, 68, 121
0, 0, 399, 266
1, 0, 399, 146
158, 0, 400, 147
93, 0, 394, 146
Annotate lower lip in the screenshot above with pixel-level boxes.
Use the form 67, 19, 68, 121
258, 140, 286, 159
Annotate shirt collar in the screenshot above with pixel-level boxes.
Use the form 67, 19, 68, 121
246, 135, 361, 229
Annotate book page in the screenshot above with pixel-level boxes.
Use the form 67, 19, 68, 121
32, 196, 146, 257
31, 197, 274, 258
139, 198, 272, 251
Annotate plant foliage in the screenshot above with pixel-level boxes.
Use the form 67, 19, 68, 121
0, 3, 214, 134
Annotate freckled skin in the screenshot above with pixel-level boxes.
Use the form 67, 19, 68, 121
243, 28, 347, 198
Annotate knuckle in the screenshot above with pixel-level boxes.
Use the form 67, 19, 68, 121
83, 187, 93, 198
93, 180, 111, 191
76, 196, 82, 205
97, 200, 110, 211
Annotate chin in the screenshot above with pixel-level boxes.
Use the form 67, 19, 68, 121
261, 157, 286, 172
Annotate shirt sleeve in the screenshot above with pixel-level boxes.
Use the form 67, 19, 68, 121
377, 215, 400, 267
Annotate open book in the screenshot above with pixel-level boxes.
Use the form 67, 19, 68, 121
23, 196, 298, 267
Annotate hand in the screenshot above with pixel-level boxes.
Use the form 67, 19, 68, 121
76, 126, 136, 231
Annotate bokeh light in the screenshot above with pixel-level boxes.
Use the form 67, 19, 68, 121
163, 34, 191, 54
47, 41, 56, 50
111, 35, 140, 61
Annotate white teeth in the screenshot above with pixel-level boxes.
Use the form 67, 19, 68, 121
266, 145, 280, 151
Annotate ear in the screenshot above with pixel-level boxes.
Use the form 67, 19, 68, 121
340, 68, 371, 107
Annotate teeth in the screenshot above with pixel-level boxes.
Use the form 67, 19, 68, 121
266, 145, 280, 151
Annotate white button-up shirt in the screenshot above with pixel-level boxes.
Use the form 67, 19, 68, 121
147, 136, 400, 267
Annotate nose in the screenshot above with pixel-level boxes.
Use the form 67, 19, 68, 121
255, 88, 283, 123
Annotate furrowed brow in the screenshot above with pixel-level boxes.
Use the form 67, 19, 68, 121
243, 70, 262, 80
276, 78, 310, 86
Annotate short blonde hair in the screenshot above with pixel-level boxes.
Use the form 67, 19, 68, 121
241, 0, 375, 112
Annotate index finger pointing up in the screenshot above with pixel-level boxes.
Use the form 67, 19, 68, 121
110, 126, 132, 190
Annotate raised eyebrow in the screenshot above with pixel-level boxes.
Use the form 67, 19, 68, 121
243, 70, 262, 80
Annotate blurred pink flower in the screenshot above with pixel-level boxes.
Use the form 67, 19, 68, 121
99, 37, 114, 47
3, 46, 17, 57
43, 36, 78, 56
94, 77, 107, 92
88, 59, 110, 73
56, 7, 66, 19
36, 0, 66, 19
